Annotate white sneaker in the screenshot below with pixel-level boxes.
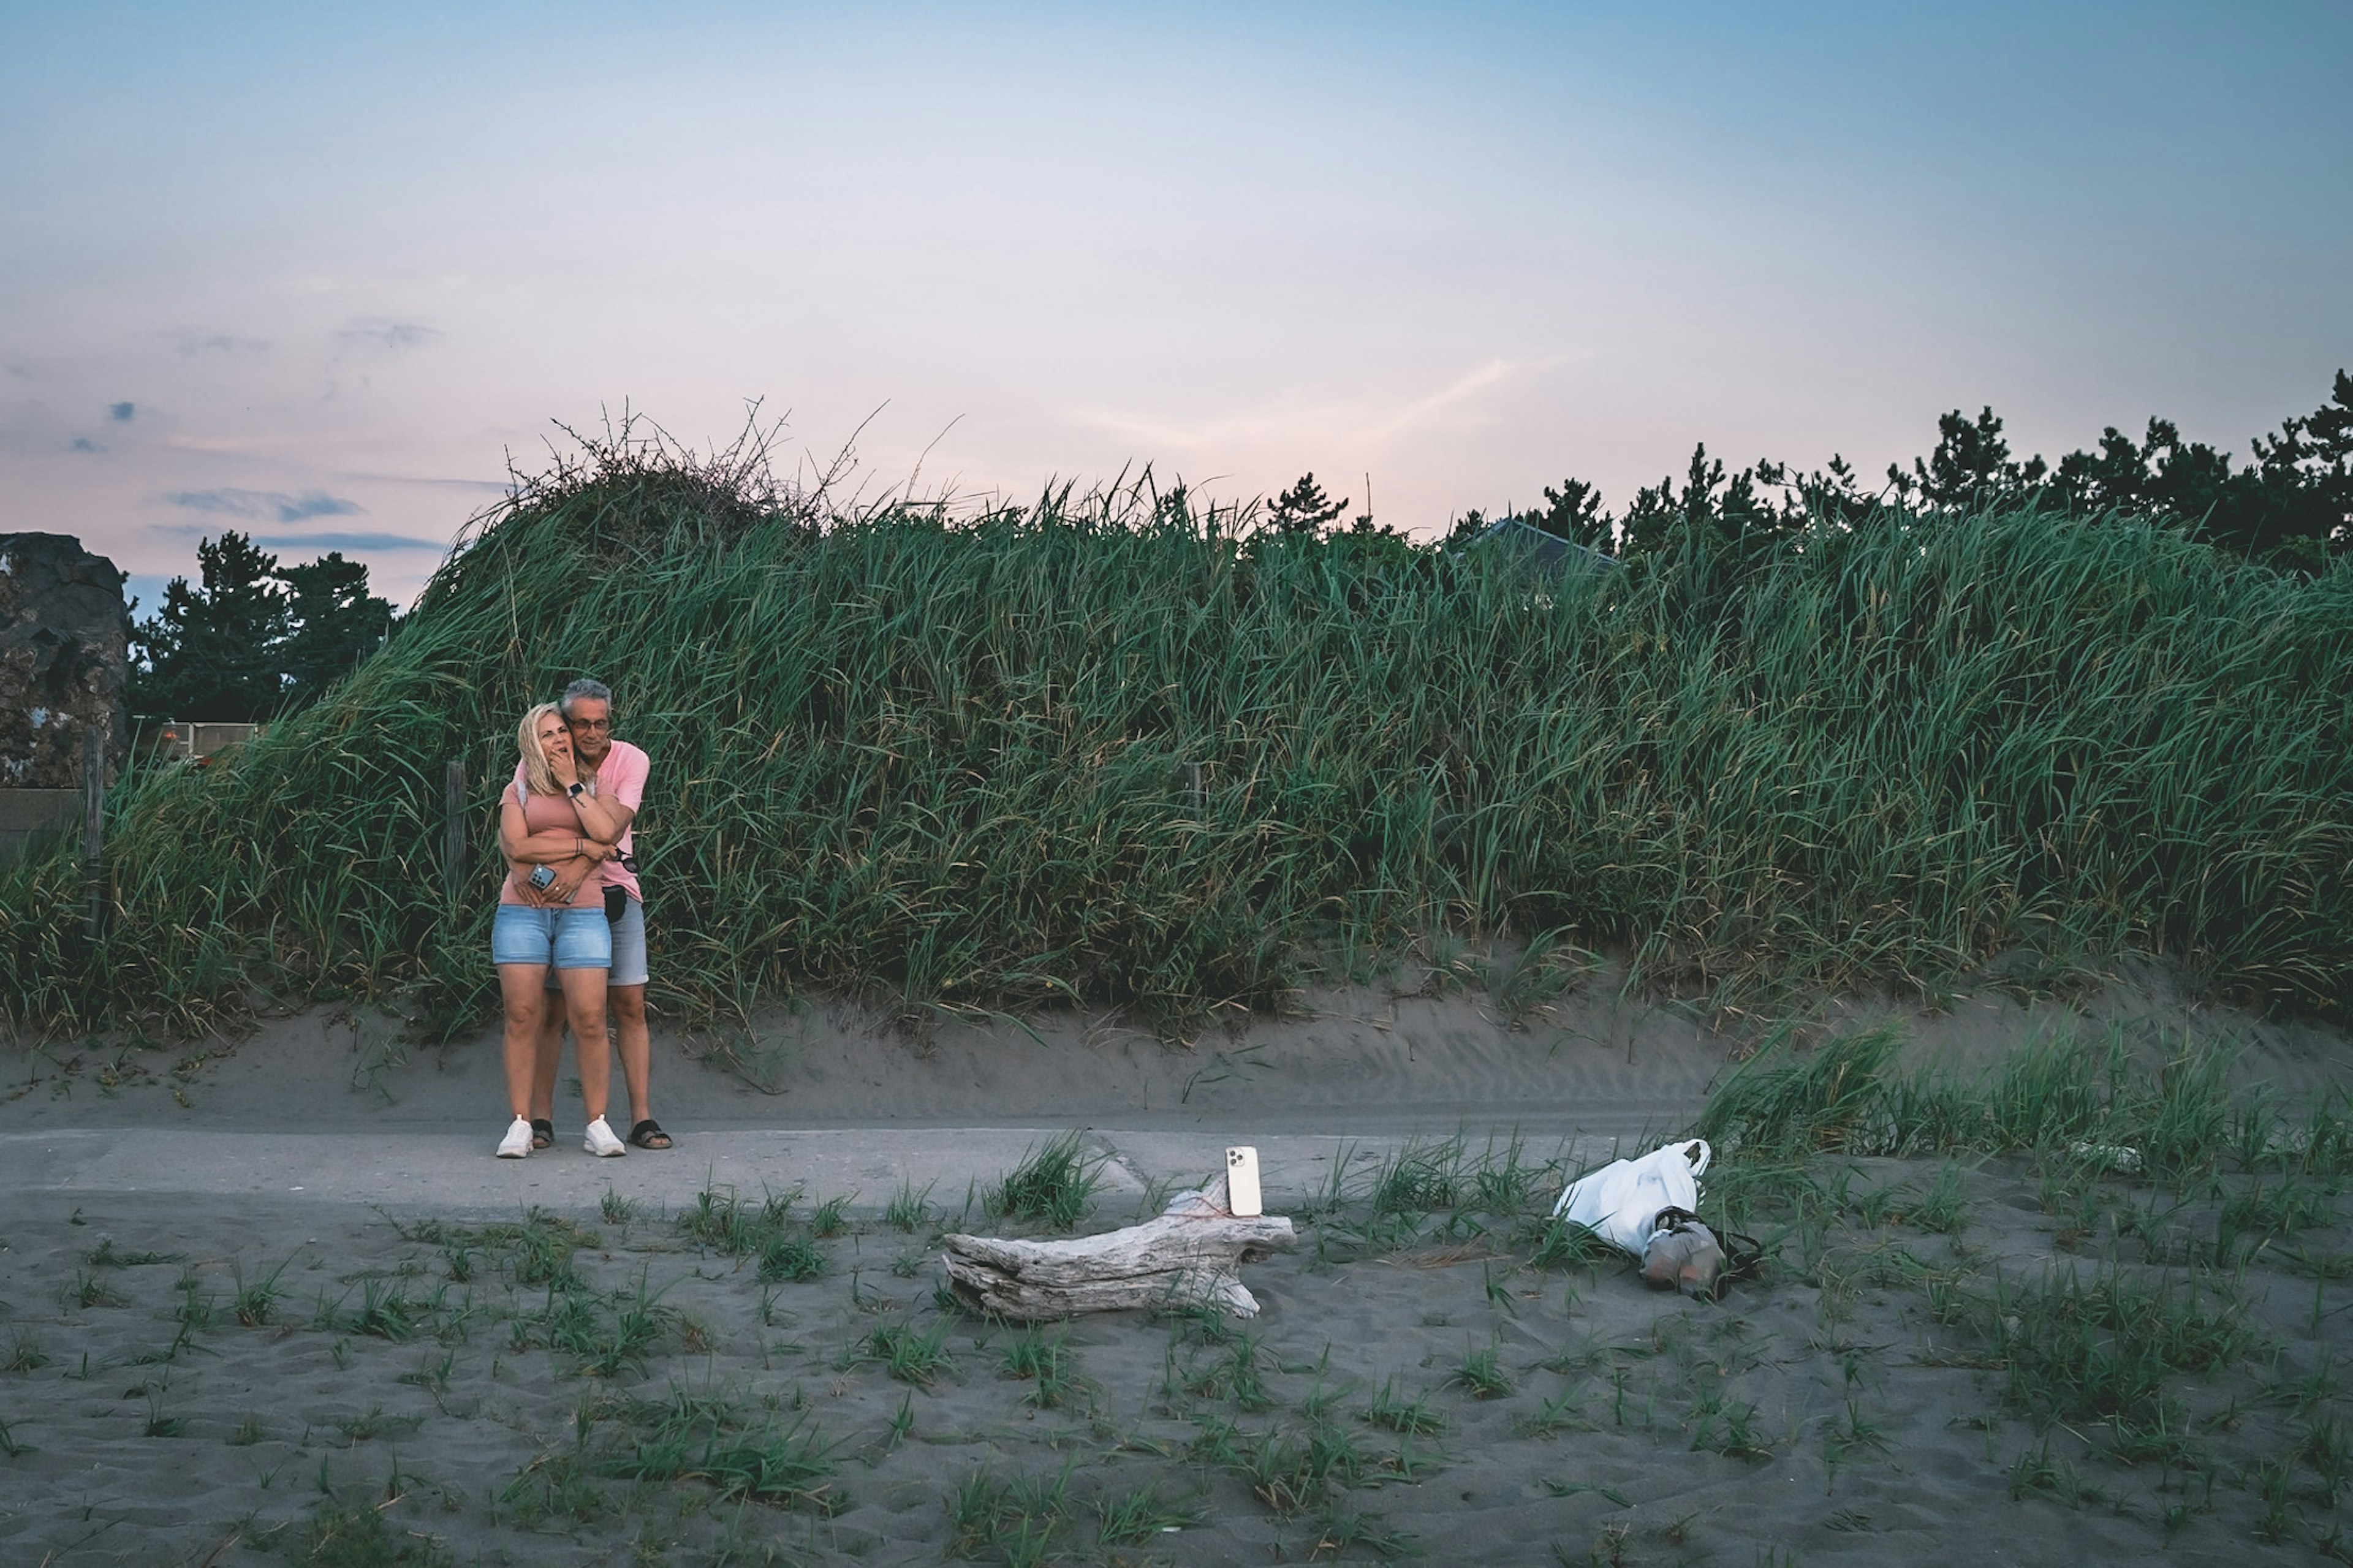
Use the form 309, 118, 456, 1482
496, 1116, 534, 1159
583, 1116, 627, 1158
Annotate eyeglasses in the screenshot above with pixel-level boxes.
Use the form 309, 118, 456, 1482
570, 718, 612, 732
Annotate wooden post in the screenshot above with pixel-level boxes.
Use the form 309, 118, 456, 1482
444, 760, 466, 904
82, 725, 105, 939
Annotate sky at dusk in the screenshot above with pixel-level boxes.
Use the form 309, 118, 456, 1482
4, 1, 2349, 612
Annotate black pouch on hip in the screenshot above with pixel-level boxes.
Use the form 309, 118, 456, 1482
604, 886, 628, 925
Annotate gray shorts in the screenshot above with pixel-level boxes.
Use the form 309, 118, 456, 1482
545, 895, 648, 990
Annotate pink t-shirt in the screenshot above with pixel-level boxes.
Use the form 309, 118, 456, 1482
498, 786, 606, 907
512, 738, 647, 903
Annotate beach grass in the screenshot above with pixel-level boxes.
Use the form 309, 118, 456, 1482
884, 1179, 936, 1234
999, 1326, 1082, 1409
985, 1130, 1106, 1230
4, 427, 2351, 1042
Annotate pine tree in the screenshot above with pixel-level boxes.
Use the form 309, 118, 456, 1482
277, 553, 397, 705
1523, 478, 1612, 550
1267, 472, 1349, 537
130, 536, 401, 720
1889, 407, 2048, 506
131, 532, 289, 721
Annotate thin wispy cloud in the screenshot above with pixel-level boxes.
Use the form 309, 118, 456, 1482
338, 318, 441, 351
69, 437, 103, 453
165, 433, 313, 455
338, 470, 511, 494
1364, 360, 1527, 441
1074, 360, 1528, 453
252, 531, 444, 552
110, 401, 135, 422
173, 331, 269, 356
163, 488, 365, 523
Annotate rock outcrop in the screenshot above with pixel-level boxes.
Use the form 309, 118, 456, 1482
0, 533, 129, 788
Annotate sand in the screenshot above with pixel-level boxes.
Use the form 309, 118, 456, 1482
2, 971, 2350, 1565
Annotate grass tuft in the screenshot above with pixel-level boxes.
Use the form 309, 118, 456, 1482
88, 1236, 180, 1268
69, 1270, 125, 1310
596, 1387, 840, 1515
232, 1257, 290, 1327
1364, 1374, 1446, 1436
1993, 1260, 2250, 1428
1094, 1480, 1203, 1545
1000, 1327, 1083, 1409
291, 1496, 453, 1566
863, 1320, 954, 1387
945, 1464, 1074, 1564
987, 1132, 1105, 1230
1449, 1344, 1513, 1401
885, 1180, 937, 1233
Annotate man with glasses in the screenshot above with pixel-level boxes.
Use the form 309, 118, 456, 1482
514, 677, 670, 1150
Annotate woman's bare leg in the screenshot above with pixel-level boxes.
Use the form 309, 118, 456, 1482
498, 965, 551, 1118
558, 967, 611, 1124
530, 1004, 564, 1123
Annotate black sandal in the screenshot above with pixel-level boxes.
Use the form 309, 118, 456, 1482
627, 1119, 672, 1150
529, 1119, 555, 1151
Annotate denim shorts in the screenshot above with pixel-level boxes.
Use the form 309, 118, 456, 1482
544, 895, 647, 990
491, 903, 612, 970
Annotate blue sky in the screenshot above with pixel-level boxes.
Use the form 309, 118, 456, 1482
4, 1, 2347, 607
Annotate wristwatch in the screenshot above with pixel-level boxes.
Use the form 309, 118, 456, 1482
567, 782, 585, 798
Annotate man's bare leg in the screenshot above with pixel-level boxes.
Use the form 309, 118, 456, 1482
535, 989, 640, 1125
605, 892, 659, 1142
610, 984, 654, 1132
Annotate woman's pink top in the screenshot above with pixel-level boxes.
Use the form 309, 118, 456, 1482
499, 784, 605, 907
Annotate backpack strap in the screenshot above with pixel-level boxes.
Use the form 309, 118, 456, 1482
1718, 1228, 1765, 1282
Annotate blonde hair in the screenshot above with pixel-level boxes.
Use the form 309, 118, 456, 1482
516, 702, 565, 798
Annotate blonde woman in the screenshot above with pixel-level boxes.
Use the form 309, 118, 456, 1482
491, 703, 631, 1157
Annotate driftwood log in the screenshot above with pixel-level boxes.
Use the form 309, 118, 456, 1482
941, 1175, 1295, 1321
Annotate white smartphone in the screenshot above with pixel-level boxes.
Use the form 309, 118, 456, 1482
1226, 1145, 1263, 1217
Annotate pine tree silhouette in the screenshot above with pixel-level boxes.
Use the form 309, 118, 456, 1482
1267, 472, 1349, 537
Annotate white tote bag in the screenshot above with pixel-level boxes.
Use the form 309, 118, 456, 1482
1549, 1139, 1711, 1256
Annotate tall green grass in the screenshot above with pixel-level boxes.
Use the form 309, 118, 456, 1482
3, 430, 2350, 1039
1692, 1018, 2353, 1192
